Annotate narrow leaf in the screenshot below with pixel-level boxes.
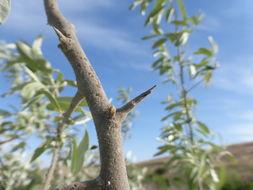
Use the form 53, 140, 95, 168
194, 48, 212, 57
145, 4, 164, 26
71, 137, 78, 173
208, 36, 218, 54
76, 130, 89, 173
42, 90, 62, 113
32, 35, 43, 56
0, 0, 10, 24
204, 71, 212, 87
152, 38, 167, 49
0, 109, 11, 117
197, 121, 210, 134
165, 7, 174, 23
176, 0, 187, 20
175, 31, 189, 46
21, 82, 44, 99
30, 146, 47, 162
141, 34, 158, 40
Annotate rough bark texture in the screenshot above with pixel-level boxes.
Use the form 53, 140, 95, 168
43, 0, 155, 189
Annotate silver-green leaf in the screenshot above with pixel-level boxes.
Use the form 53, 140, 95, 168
0, 0, 10, 24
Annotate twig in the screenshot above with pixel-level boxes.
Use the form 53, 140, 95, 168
42, 147, 59, 190
0, 137, 16, 145
63, 91, 84, 119
187, 78, 204, 93
117, 85, 156, 116
42, 91, 84, 190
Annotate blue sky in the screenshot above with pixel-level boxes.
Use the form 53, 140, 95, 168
1, 0, 253, 162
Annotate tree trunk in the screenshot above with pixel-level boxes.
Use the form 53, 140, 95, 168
43, 1, 155, 189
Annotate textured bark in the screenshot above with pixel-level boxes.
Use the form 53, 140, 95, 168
43, 0, 155, 189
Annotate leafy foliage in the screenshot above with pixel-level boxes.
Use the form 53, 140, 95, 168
131, 0, 227, 189
0, 37, 92, 189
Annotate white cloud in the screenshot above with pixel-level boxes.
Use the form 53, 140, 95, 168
198, 15, 221, 32
221, 0, 253, 18
226, 110, 253, 124
76, 21, 147, 55
59, 0, 114, 13
212, 58, 253, 94
2, 0, 145, 56
238, 111, 253, 121
226, 123, 253, 142
117, 61, 151, 72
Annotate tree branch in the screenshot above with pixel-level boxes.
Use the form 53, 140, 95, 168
0, 137, 16, 145
44, 0, 110, 117
43, 0, 155, 189
117, 85, 156, 118
63, 91, 84, 119
42, 147, 59, 190
42, 92, 84, 190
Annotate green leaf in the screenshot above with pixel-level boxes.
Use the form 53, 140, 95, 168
76, 130, 89, 172
11, 141, 26, 152
155, 145, 177, 156
0, 0, 10, 24
58, 96, 87, 107
23, 94, 44, 108
71, 137, 78, 173
210, 168, 219, 183
175, 31, 189, 46
16, 41, 33, 60
30, 139, 52, 162
161, 111, 183, 121
195, 60, 209, 69
165, 32, 180, 42
189, 14, 204, 25
216, 165, 227, 189
0, 109, 11, 117
142, 34, 158, 40
90, 145, 98, 150
32, 35, 43, 56
64, 80, 77, 87
172, 20, 188, 26
21, 82, 44, 99
30, 146, 47, 162
141, 2, 150, 15
196, 121, 210, 135
145, 3, 164, 26
40, 90, 62, 113
129, 0, 143, 10
194, 48, 212, 57
71, 131, 89, 174
16, 39, 52, 73
47, 96, 87, 113
22, 65, 40, 82
176, 0, 187, 20
165, 7, 174, 23
152, 38, 167, 49
208, 36, 218, 54
152, 57, 164, 68
165, 102, 181, 110
204, 71, 212, 87
189, 64, 197, 76
159, 64, 172, 74
152, 22, 163, 35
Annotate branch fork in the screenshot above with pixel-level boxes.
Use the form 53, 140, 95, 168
43, 0, 156, 189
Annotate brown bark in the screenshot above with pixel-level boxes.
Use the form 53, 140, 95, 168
43, 0, 155, 189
